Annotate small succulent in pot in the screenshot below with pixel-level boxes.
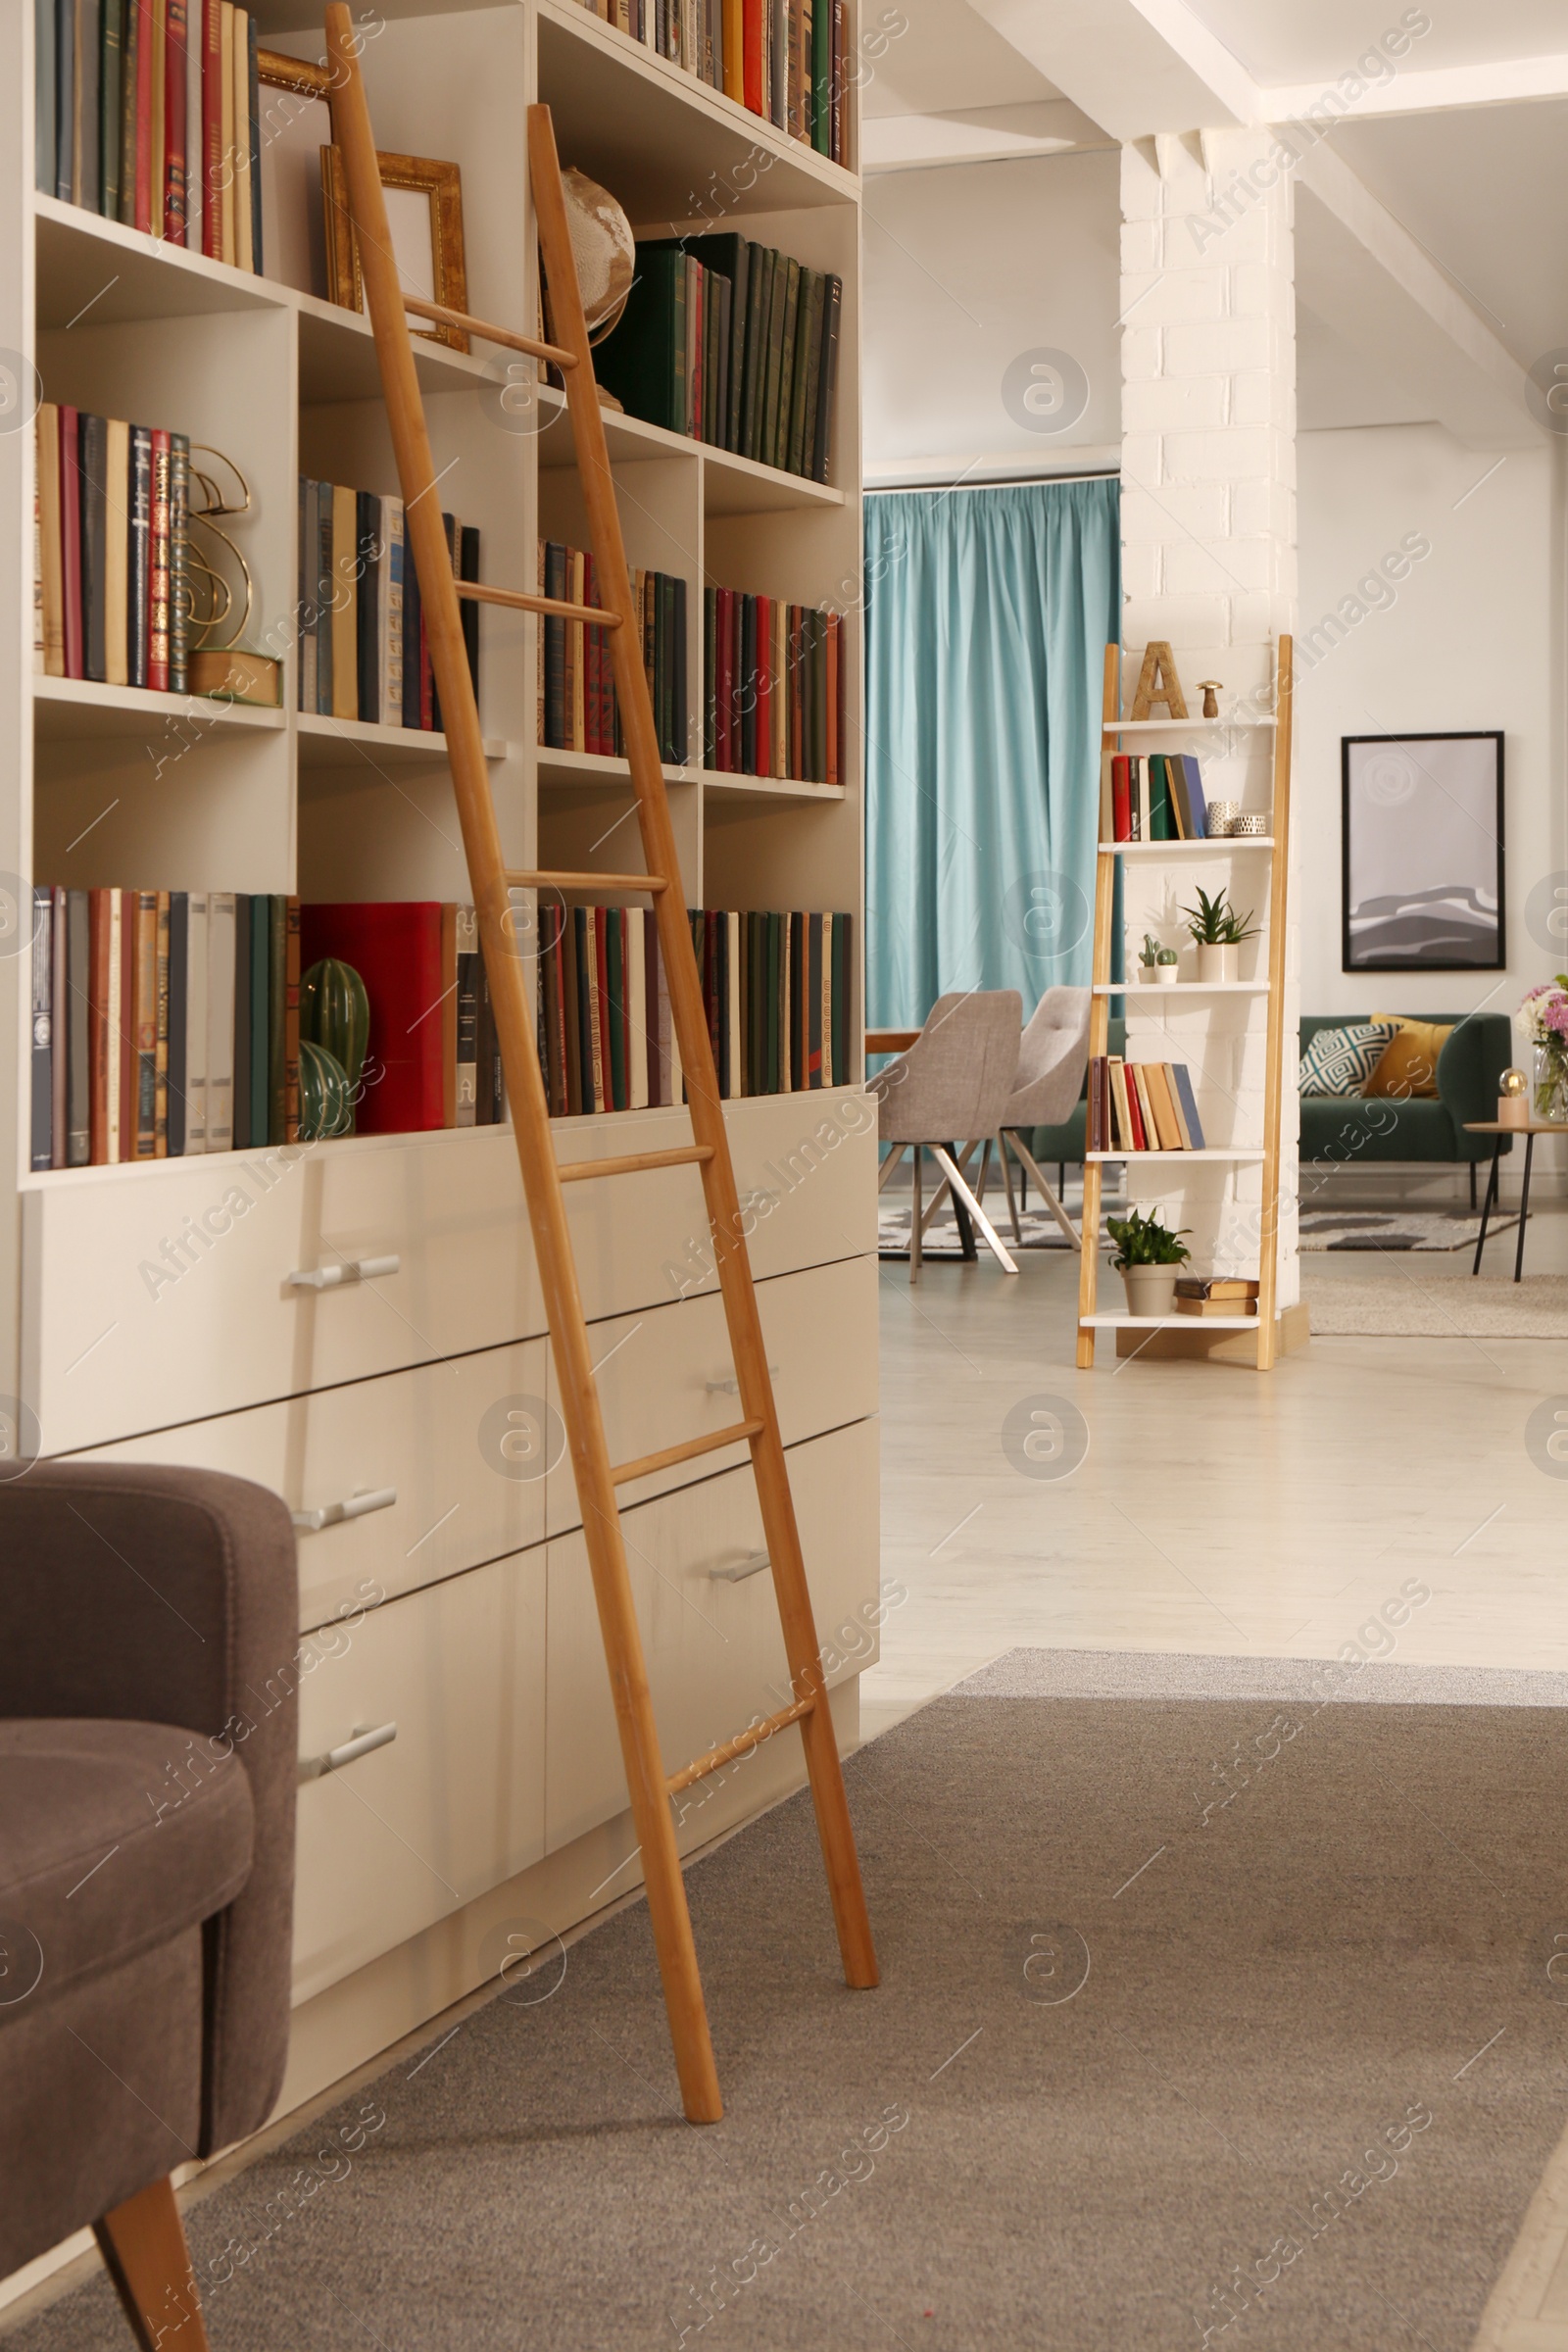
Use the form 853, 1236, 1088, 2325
1181, 886, 1259, 984
1139, 930, 1179, 983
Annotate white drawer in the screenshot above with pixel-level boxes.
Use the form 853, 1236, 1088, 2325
292, 1544, 547, 2002
545, 1417, 880, 1853
562, 1090, 878, 1323
25, 1128, 546, 1451
548, 1255, 878, 1536
70, 1339, 552, 1628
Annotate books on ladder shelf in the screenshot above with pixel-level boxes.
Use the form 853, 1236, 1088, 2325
1175, 1277, 1259, 1319
1101, 752, 1210, 843
1087, 1056, 1206, 1153
536, 546, 687, 763
297, 481, 480, 729
27, 892, 508, 1168
35, 405, 194, 692
562, 0, 847, 164
595, 237, 841, 481
34, 0, 264, 269
705, 590, 843, 784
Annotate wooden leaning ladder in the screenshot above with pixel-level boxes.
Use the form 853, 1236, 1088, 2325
322, 7, 877, 2124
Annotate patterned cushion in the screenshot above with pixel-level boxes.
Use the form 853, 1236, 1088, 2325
1298, 1022, 1400, 1099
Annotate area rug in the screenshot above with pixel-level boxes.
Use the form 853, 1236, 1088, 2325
12, 1652, 1568, 2351
1299, 1207, 1522, 1251
1301, 1270, 1568, 1337
878, 1200, 1078, 1255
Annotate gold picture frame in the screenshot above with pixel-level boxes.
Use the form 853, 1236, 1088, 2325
255, 47, 334, 100
320, 146, 469, 352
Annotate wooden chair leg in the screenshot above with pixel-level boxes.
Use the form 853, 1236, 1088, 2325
95, 2177, 210, 2352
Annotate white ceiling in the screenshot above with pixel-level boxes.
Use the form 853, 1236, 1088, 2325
861, 0, 1059, 118
1180, 0, 1568, 84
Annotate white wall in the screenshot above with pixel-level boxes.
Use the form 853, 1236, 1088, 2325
861, 148, 1120, 476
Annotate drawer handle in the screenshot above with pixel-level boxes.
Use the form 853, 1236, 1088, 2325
300, 1721, 398, 1782
706, 1363, 780, 1396
709, 1551, 770, 1584
292, 1487, 397, 1534
287, 1254, 401, 1291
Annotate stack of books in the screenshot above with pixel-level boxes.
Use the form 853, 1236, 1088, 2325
566, 0, 846, 164
1087, 1056, 1207, 1153
35, 405, 192, 691
35, 0, 264, 270
296, 483, 480, 730
1175, 1276, 1258, 1319
704, 591, 843, 785
595, 235, 841, 482
1101, 753, 1209, 842
535, 546, 688, 764
536, 906, 853, 1114
28, 892, 505, 1170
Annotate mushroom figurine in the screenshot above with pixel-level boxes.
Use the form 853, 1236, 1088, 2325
1198, 680, 1222, 719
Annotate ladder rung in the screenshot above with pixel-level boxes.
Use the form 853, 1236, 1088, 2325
557, 1145, 713, 1184
505, 869, 668, 894
455, 579, 622, 628
666, 1696, 815, 1796
612, 1420, 762, 1487
401, 291, 578, 369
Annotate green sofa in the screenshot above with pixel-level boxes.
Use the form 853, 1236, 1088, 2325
1026, 1013, 1514, 1201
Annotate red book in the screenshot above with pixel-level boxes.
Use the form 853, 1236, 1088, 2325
119, 892, 138, 1162
201, 0, 221, 258
788, 606, 803, 780
824, 612, 839, 786
59, 408, 83, 680
594, 909, 613, 1106
134, 0, 154, 234
729, 594, 743, 771
753, 593, 771, 778
165, 0, 188, 241
300, 904, 446, 1133
1111, 754, 1131, 843
148, 429, 171, 691
743, 0, 762, 112
714, 587, 733, 771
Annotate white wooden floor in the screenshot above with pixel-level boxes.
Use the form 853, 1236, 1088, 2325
863, 1210, 1568, 2350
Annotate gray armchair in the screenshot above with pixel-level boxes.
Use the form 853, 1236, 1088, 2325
870, 990, 1023, 1278
996, 986, 1093, 1250
0, 1463, 298, 2349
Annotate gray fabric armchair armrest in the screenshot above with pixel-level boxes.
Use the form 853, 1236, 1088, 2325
0, 1463, 299, 2156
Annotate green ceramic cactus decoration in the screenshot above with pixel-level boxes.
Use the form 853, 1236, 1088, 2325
297, 1040, 354, 1142
300, 957, 369, 1131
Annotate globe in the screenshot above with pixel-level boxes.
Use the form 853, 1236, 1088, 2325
560, 167, 635, 345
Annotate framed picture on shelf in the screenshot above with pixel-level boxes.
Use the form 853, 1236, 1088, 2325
320, 147, 469, 350
1341, 731, 1504, 971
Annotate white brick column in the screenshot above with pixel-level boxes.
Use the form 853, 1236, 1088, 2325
1118, 131, 1299, 1309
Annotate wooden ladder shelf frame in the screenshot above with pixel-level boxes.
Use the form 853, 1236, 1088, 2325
322, 7, 877, 2126
1075, 635, 1295, 1373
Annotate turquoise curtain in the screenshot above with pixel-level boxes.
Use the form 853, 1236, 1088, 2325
863, 478, 1120, 1025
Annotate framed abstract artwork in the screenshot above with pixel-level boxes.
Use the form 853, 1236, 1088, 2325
1341, 732, 1504, 971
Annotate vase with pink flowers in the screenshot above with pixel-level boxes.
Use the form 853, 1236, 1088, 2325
1520, 979, 1568, 1123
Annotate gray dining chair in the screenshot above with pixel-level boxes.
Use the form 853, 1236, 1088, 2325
994, 985, 1093, 1250
871, 990, 1023, 1279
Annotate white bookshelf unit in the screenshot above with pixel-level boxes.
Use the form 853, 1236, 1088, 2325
1076, 639, 1301, 1371
8, 0, 876, 2162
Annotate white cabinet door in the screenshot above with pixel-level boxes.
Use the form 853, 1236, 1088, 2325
292, 1544, 548, 2002
545, 1418, 880, 1853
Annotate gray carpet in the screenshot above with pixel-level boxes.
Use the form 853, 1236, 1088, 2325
13, 1648, 1568, 2351
1301, 1270, 1568, 1336
1298, 1208, 1522, 1251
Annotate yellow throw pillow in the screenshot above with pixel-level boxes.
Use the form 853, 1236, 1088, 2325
1363, 1014, 1453, 1099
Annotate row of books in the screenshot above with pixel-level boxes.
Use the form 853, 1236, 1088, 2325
596, 236, 841, 481
36, 0, 265, 271
1087, 1056, 1208, 1154
535, 906, 852, 1115
296, 481, 481, 731
1174, 1276, 1259, 1321
704, 593, 844, 785
35, 404, 191, 691
535, 546, 688, 765
569, 0, 846, 164
1101, 753, 1211, 844
28, 892, 505, 1171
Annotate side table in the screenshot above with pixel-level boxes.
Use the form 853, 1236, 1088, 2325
1463, 1119, 1560, 1280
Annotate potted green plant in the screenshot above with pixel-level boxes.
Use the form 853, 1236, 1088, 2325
1182, 885, 1259, 984
1106, 1205, 1191, 1317
1138, 931, 1180, 986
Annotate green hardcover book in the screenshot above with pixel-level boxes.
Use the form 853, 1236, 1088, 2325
594, 246, 685, 434
1149, 754, 1175, 841
268, 895, 287, 1142
747, 247, 777, 464
117, 0, 137, 224
769, 257, 801, 469
248, 896, 270, 1151
101, 0, 123, 217
605, 906, 626, 1110
785, 270, 814, 477
811, 0, 831, 154
680, 233, 750, 453
799, 270, 827, 482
